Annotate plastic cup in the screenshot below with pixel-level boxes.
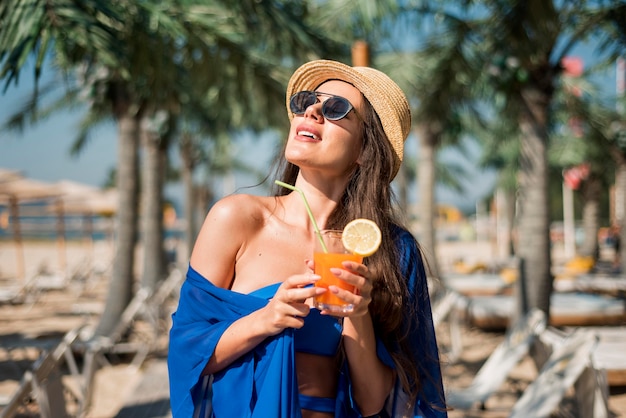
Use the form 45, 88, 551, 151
313, 230, 363, 313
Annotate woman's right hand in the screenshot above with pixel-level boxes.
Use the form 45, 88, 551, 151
259, 273, 324, 336
203, 273, 323, 375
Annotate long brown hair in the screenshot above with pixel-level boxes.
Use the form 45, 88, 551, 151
272, 96, 422, 402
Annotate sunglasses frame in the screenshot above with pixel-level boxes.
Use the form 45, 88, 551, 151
289, 91, 361, 121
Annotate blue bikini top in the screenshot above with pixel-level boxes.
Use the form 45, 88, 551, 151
250, 283, 342, 357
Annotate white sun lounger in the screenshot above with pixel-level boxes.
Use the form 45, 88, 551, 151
446, 308, 546, 410
0, 326, 83, 418
509, 329, 600, 418
75, 267, 183, 416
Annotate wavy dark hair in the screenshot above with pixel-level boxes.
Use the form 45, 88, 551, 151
271, 95, 426, 404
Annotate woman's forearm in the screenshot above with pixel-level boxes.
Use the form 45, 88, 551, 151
202, 309, 270, 375
343, 313, 394, 415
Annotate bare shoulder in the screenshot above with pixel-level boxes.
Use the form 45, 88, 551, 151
190, 194, 280, 287
205, 194, 276, 230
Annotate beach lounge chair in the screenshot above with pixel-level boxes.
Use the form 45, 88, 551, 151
0, 280, 35, 306
443, 272, 513, 296
531, 326, 611, 418
553, 274, 626, 296
0, 262, 50, 307
0, 326, 83, 418
76, 267, 183, 416
0, 260, 90, 308
432, 290, 466, 363
432, 290, 464, 328
446, 308, 547, 410
509, 328, 600, 418
575, 359, 610, 418
582, 326, 626, 387
466, 292, 626, 329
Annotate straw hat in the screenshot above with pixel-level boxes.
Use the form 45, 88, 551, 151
286, 59, 411, 179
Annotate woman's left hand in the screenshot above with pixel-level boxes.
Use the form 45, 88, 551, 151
306, 259, 373, 317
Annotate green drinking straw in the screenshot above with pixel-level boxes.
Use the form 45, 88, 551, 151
275, 180, 328, 253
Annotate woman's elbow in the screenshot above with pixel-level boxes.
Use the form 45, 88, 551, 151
355, 370, 394, 415
201, 356, 220, 376
361, 396, 390, 416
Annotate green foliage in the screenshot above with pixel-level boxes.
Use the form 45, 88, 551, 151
1, 0, 349, 177
3, 0, 625, 201
0, 0, 125, 91
311, 0, 403, 43
581, 1, 626, 61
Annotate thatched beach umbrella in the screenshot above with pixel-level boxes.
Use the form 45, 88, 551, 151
49, 180, 102, 273
0, 175, 60, 281
51, 180, 118, 265
0, 168, 23, 183
57, 182, 117, 216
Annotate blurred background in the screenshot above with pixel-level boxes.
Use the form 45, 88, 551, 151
1, 1, 625, 417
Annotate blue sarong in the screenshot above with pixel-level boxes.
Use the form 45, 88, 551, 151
168, 226, 447, 418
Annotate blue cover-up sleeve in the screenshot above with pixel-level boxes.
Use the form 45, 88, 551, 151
167, 271, 231, 416
168, 266, 300, 418
394, 227, 448, 418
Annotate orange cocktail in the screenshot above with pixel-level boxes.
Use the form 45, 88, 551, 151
313, 230, 363, 313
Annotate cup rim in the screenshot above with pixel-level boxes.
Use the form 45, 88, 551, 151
318, 229, 342, 235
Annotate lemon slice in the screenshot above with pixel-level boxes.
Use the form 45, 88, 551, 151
342, 218, 382, 257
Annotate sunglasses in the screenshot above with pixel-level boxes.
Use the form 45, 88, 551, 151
289, 91, 360, 121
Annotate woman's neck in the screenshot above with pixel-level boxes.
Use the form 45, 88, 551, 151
282, 175, 347, 232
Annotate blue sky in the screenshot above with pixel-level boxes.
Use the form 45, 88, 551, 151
0, 67, 119, 189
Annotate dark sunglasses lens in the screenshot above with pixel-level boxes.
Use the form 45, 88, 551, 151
290, 91, 317, 114
322, 97, 351, 120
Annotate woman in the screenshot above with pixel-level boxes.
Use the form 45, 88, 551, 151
168, 60, 447, 418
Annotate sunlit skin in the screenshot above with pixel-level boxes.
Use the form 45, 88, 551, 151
190, 80, 394, 417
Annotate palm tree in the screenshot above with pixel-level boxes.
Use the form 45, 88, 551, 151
411, 69, 476, 281
74, 1, 193, 335
340, 0, 624, 312
381, 21, 481, 283
576, 98, 626, 270
467, 0, 625, 317
171, 0, 348, 263
178, 125, 270, 260
477, 58, 615, 264
311, 1, 482, 283
1, 0, 346, 338
586, 1, 626, 271
471, 110, 521, 261
0, 0, 144, 337
549, 72, 615, 261
178, 126, 207, 257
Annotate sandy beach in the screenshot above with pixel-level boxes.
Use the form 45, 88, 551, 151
1, 239, 625, 417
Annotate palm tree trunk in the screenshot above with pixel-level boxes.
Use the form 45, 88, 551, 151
579, 174, 601, 258
196, 184, 213, 229
95, 109, 140, 337
179, 136, 196, 261
417, 124, 441, 280
495, 187, 515, 260
395, 164, 409, 216
516, 85, 553, 318
614, 160, 626, 272
140, 121, 166, 291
